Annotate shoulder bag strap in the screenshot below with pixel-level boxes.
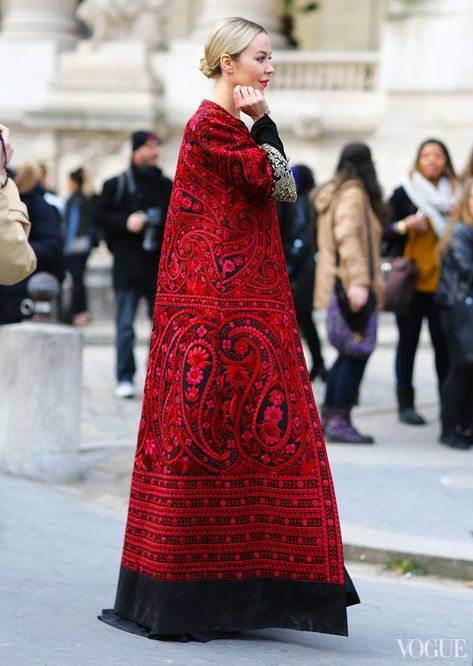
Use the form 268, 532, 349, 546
114, 168, 137, 206
363, 200, 376, 286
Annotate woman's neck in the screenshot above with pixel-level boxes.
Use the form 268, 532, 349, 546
209, 80, 240, 119
419, 171, 442, 187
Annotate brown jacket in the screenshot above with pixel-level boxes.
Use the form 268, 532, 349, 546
313, 179, 384, 309
0, 178, 37, 285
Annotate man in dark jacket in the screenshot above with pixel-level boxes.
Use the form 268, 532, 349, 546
97, 130, 173, 398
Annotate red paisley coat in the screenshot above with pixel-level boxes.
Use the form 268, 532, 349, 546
121, 100, 345, 587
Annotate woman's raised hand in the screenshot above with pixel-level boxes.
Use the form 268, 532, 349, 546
233, 86, 269, 122
404, 212, 428, 233
347, 284, 369, 312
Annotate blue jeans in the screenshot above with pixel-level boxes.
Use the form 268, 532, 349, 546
324, 354, 369, 409
115, 289, 154, 383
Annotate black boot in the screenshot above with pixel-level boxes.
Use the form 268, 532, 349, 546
460, 429, 473, 445
439, 431, 471, 450
397, 387, 426, 425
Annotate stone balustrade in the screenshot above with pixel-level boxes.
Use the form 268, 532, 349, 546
271, 51, 379, 92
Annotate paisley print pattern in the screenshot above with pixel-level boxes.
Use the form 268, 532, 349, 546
121, 100, 345, 585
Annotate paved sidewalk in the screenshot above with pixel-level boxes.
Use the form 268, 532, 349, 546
68, 317, 473, 580
3, 473, 472, 666
2, 316, 473, 666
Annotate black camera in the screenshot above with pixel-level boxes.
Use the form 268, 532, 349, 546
142, 207, 163, 252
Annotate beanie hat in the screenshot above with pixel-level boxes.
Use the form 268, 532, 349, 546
291, 164, 315, 195
131, 130, 159, 152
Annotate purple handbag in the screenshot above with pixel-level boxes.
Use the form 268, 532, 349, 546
326, 201, 378, 360
327, 280, 378, 360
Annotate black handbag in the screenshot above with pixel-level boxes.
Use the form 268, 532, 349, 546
380, 256, 418, 315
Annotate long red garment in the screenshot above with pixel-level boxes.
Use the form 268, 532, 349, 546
120, 100, 345, 588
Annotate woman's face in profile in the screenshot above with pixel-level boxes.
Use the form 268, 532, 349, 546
230, 32, 274, 92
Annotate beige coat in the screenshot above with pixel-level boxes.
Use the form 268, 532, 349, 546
313, 179, 384, 309
0, 178, 37, 285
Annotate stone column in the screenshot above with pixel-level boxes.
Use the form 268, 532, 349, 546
381, 0, 473, 91
1, 0, 80, 50
192, 0, 287, 48
0, 322, 82, 483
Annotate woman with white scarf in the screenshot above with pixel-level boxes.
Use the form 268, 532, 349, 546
385, 139, 460, 425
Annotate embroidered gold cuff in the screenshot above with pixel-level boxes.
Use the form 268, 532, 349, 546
261, 143, 297, 203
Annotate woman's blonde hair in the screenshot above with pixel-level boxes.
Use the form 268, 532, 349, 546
15, 163, 42, 195
199, 16, 266, 79
461, 147, 473, 182
440, 177, 473, 253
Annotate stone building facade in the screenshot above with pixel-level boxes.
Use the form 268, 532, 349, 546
1, 0, 472, 195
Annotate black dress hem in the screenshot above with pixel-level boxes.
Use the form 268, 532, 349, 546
98, 565, 359, 642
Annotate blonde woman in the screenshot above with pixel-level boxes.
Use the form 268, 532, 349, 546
436, 178, 473, 449
100, 17, 358, 642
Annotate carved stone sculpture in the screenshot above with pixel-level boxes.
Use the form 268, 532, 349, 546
76, 0, 168, 49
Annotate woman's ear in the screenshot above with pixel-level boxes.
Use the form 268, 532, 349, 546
220, 54, 233, 75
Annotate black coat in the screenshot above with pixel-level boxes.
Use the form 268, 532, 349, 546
382, 185, 417, 257
277, 193, 316, 314
0, 185, 64, 324
97, 164, 173, 292
436, 222, 473, 307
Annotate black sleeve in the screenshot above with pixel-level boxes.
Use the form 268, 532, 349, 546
383, 186, 415, 256
251, 115, 286, 159
388, 187, 416, 222
162, 177, 173, 222
96, 177, 130, 238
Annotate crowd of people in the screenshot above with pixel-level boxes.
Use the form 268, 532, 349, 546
279, 140, 473, 450
1, 79, 472, 454
1, 121, 472, 450
0, 128, 173, 400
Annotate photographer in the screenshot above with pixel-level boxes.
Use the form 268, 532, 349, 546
97, 130, 172, 398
